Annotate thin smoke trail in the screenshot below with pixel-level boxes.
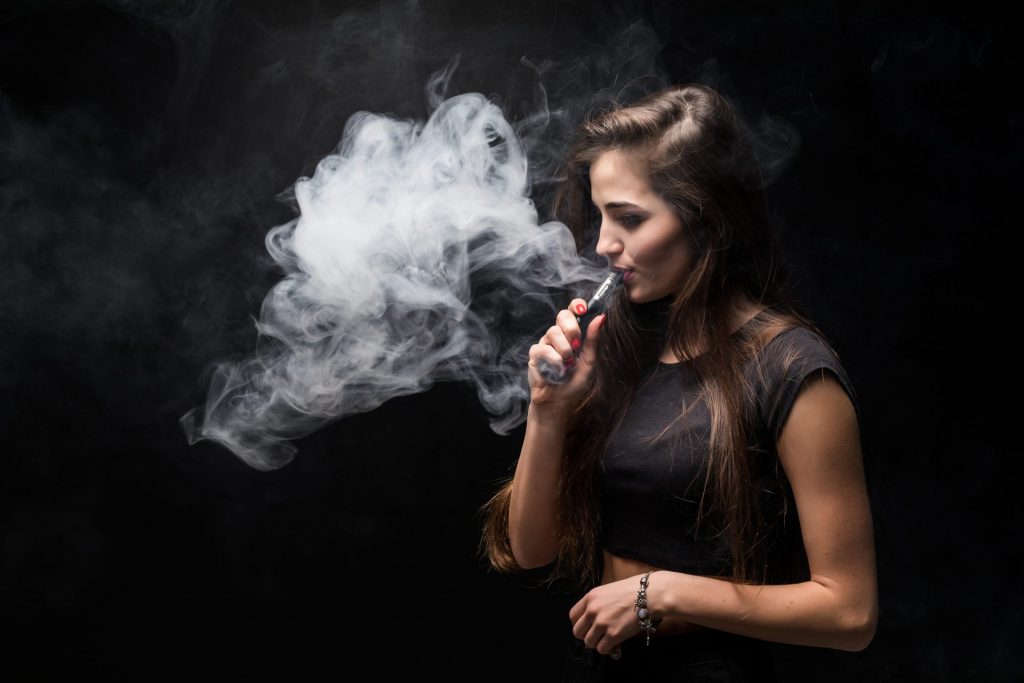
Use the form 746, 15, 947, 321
181, 64, 605, 470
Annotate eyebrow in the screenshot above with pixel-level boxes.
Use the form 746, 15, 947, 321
593, 201, 643, 210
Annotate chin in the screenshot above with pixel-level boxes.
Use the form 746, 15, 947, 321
627, 285, 677, 305
625, 284, 656, 304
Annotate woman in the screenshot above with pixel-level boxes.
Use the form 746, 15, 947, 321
480, 83, 877, 681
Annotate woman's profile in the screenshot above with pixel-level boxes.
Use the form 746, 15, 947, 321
480, 83, 877, 680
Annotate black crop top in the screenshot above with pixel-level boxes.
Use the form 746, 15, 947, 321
596, 324, 861, 583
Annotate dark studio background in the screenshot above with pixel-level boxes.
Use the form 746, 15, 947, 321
1, 1, 1018, 680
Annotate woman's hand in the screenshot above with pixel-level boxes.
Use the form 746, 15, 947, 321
568, 574, 648, 656
527, 298, 606, 413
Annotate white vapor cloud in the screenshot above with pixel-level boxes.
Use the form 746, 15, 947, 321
181, 65, 604, 470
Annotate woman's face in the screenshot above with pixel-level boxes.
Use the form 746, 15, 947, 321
589, 149, 691, 304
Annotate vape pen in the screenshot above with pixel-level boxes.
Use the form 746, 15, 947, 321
535, 270, 624, 384
575, 270, 623, 349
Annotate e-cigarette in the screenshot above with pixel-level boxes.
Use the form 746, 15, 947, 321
536, 270, 624, 384
575, 270, 623, 348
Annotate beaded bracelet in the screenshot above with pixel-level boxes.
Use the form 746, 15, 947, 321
634, 570, 663, 646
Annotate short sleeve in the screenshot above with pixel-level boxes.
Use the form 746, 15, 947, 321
754, 327, 861, 443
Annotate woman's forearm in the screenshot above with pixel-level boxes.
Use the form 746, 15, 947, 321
507, 403, 570, 569
652, 572, 878, 652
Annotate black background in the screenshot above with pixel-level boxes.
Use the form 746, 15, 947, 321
1, 1, 1019, 680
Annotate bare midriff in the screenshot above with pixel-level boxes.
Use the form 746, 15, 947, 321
601, 550, 733, 637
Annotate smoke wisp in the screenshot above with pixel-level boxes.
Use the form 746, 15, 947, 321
181, 65, 604, 470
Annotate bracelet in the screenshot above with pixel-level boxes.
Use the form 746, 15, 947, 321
634, 570, 663, 646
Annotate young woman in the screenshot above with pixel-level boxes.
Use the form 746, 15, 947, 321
480, 83, 877, 681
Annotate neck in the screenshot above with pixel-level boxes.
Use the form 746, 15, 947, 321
658, 300, 765, 364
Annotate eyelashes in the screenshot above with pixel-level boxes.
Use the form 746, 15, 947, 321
589, 206, 645, 229
604, 212, 643, 228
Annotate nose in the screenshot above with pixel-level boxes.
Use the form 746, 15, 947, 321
595, 219, 623, 259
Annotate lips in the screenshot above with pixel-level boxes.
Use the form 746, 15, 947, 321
610, 264, 636, 284
611, 267, 635, 283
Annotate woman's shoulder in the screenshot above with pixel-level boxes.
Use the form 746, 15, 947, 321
745, 318, 861, 438
748, 317, 849, 384
762, 323, 838, 359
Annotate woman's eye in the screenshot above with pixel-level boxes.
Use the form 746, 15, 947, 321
619, 214, 643, 228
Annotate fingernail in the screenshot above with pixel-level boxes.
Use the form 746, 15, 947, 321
564, 356, 575, 366
570, 338, 581, 352
575, 303, 586, 315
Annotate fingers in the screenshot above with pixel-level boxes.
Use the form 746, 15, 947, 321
558, 297, 594, 352
568, 597, 585, 625
528, 342, 570, 378
572, 618, 623, 656
554, 308, 582, 351
528, 350, 569, 388
570, 599, 614, 655
545, 320, 577, 366
577, 313, 607, 363
528, 326, 574, 383
539, 299, 589, 365
528, 299, 602, 391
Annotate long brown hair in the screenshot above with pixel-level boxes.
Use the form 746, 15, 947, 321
480, 83, 820, 589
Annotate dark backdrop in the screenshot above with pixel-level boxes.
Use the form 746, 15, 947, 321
1, 1, 1018, 680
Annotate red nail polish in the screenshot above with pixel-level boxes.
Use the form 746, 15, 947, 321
565, 356, 575, 366
571, 338, 581, 351
575, 303, 586, 315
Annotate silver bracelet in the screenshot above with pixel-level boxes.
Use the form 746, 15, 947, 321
634, 570, 663, 646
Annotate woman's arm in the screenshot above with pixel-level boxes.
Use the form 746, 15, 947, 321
507, 403, 570, 569
570, 373, 878, 652
507, 302, 607, 569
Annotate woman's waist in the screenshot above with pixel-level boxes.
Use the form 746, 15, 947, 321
601, 549, 731, 584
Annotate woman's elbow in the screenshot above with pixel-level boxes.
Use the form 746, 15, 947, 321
510, 542, 557, 570
515, 556, 555, 571
835, 602, 878, 652
509, 531, 558, 570
507, 517, 559, 569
